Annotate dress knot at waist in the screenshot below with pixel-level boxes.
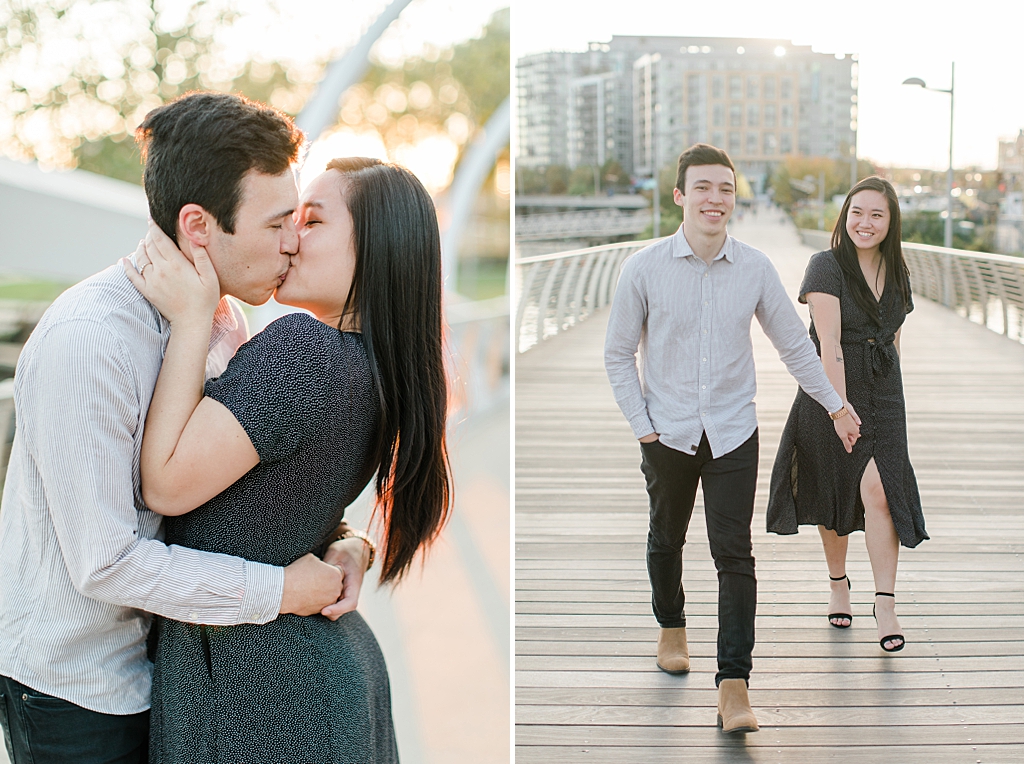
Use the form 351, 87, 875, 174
864, 334, 897, 379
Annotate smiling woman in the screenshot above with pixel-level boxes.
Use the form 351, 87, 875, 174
767, 175, 926, 654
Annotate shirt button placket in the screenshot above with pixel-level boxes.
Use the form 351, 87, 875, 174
700, 267, 710, 420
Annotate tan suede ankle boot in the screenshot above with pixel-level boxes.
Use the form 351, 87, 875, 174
656, 627, 689, 674
717, 678, 759, 733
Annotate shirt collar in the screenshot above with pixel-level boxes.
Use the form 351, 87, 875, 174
671, 224, 734, 263
208, 298, 239, 350
128, 254, 237, 352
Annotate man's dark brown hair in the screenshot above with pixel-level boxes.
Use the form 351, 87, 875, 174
136, 92, 303, 242
674, 143, 736, 193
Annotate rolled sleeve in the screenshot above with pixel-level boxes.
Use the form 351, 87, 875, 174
756, 260, 843, 414
19, 319, 282, 625
604, 257, 656, 439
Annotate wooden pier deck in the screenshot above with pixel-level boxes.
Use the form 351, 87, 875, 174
515, 219, 1024, 763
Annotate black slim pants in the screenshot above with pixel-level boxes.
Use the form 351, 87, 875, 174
640, 429, 759, 686
0, 675, 148, 764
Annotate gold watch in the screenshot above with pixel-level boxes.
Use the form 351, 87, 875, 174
339, 528, 376, 571
829, 406, 849, 421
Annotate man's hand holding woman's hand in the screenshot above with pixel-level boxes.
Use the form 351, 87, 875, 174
833, 401, 862, 454
122, 221, 221, 328
320, 537, 370, 621
279, 554, 344, 617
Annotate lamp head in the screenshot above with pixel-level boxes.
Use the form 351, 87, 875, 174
902, 77, 927, 87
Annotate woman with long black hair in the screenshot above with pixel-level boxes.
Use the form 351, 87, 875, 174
125, 157, 450, 762
767, 176, 927, 653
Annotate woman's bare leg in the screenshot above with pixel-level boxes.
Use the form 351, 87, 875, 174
818, 526, 851, 626
861, 458, 903, 649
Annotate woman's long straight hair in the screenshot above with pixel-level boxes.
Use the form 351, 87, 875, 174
326, 157, 452, 584
830, 176, 913, 323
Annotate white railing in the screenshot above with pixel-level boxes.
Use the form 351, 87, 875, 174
515, 239, 655, 353
800, 230, 1024, 343
446, 295, 511, 418
514, 209, 650, 241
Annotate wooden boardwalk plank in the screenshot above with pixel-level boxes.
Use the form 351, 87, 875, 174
514, 219, 1024, 760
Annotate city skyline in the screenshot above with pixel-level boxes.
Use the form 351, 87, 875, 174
512, 0, 1024, 171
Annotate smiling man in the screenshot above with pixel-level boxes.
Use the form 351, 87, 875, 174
604, 143, 860, 734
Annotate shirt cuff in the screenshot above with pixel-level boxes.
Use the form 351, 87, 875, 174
628, 413, 656, 440
238, 561, 284, 624
821, 390, 844, 415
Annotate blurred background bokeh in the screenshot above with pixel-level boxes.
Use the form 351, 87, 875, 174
0, 2, 510, 762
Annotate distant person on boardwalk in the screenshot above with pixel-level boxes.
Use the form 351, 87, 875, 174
767, 176, 927, 653
604, 143, 860, 734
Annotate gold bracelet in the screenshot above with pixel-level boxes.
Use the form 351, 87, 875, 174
339, 528, 376, 572
829, 406, 849, 421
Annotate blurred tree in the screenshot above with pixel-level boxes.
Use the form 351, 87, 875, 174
567, 164, 595, 196
515, 166, 546, 195
0, 0, 304, 184
0, 2, 509, 187
601, 158, 626, 192
545, 164, 568, 194
448, 6, 508, 126
327, 7, 508, 189
769, 156, 877, 211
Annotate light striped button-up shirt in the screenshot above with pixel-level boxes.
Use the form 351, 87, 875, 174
604, 226, 843, 458
0, 264, 284, 715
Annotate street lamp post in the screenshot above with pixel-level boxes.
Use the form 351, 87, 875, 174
903, 62, 955, 249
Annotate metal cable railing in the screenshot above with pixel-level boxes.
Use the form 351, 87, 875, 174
800, 229, 1024, 344
446, 295, 511, 418
514, 209, 650, 241
514, 239, 656, 353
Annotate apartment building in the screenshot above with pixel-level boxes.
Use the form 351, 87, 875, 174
517, 36, 858, 192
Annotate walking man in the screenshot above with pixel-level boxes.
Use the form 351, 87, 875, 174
604, 143, 860, 733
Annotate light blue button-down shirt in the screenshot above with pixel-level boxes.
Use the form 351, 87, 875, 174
604, 225, 843, 458
0, 264, 284, 715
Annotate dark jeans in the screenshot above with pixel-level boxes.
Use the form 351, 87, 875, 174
640, 430, 759, 686
0, 675, 148, 764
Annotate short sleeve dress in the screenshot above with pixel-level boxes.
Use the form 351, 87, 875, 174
766, 250, 928, 549
148, 313, 398, 764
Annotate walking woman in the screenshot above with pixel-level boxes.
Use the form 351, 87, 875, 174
766, 176, 927, 653
126, 157, 451, 762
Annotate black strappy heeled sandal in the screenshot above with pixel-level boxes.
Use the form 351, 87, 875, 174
872, 592, 905, 652
827, 575, 852, 628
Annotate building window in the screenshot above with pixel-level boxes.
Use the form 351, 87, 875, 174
729, 76, 742, 99
781, 76, 793, 100
746, 76, 758, 99
729, 104, 742, 127
763, 76, 776, 99
781, 132, 793, 154
764, 103, 777, 128
712, 131, 725, 148
764, 133, 777, 155
747, 104, 759, 127
729, 132, 741, 153
713, 104, 724, 127
712, 75, 724, 98
781, 104, 794, 127
746, 132, 758, 155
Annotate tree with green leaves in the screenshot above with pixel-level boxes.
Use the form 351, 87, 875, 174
0, 2, 509, 186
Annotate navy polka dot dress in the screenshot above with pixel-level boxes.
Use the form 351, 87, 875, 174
149, 313, 398, 764
767, 250, 928, 548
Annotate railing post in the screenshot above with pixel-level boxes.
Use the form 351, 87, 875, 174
942, 253, 953, 308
